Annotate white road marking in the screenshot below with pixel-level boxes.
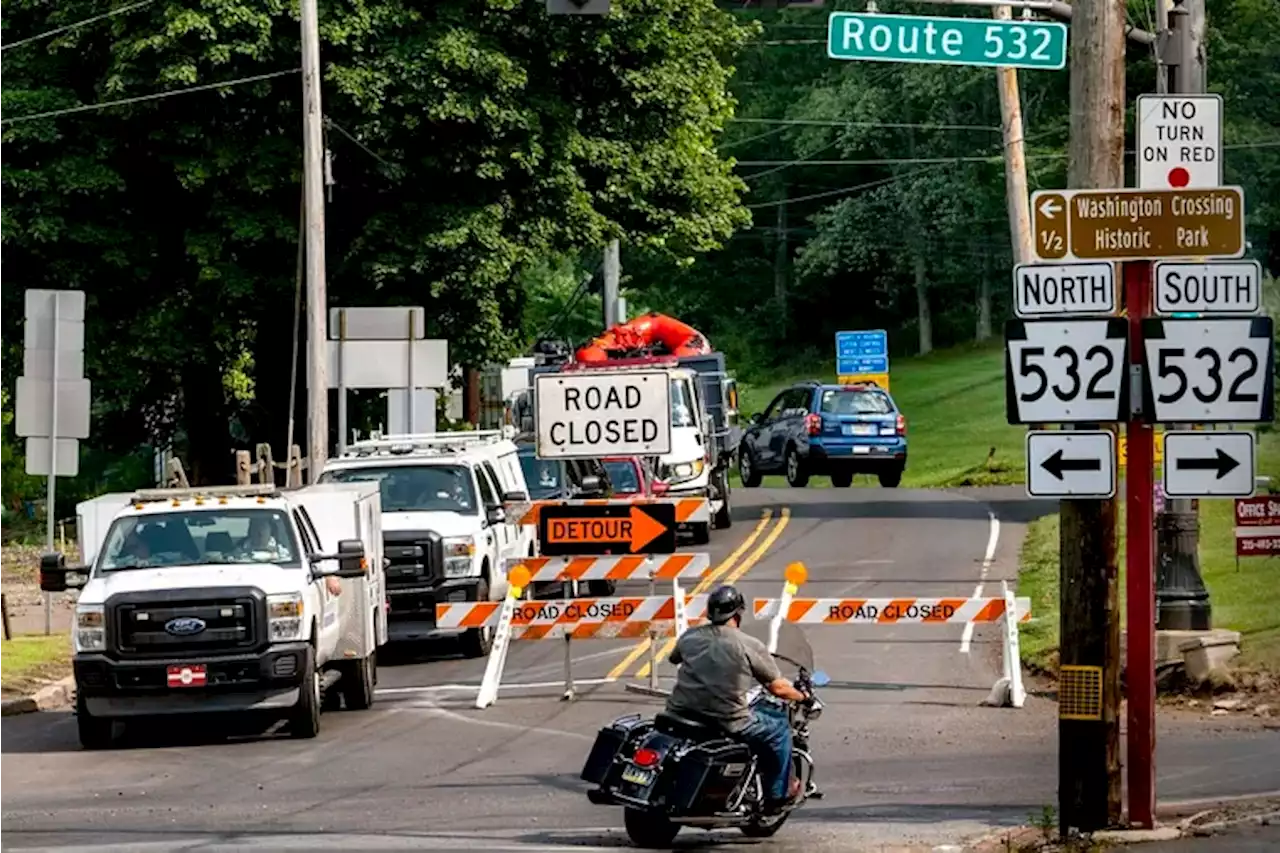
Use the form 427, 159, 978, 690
392, 698, 595, 741
378, 676, 616, 696
960, 510, 1000, 654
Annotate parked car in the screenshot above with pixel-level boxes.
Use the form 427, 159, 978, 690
601, 456, 664, 498
737, 380, 906, 489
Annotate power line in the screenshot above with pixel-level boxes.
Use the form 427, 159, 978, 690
0, 68, 300, 125
745, 164, 950, 210
1, 0, 155, 52
729, 117, 1001, 132
741, 137, 843, 182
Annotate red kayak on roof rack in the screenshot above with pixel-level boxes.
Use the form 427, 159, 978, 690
575, 312, 712, 363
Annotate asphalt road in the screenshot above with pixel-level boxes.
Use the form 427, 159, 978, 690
4, 486, 1278, 852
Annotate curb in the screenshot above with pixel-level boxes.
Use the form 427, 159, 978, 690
0, 676, 75, 716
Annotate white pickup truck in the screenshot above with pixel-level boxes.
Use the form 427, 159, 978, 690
40, 482, 387, 749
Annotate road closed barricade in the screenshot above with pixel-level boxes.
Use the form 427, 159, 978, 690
753, 581, 1032, 708
504, 497, 711, 528
459, 563, 709, 709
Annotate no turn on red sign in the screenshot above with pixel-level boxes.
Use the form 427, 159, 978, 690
1137, 95, 1223, 189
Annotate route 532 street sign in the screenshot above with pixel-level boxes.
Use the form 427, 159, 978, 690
1141, 317, 1275, 424
1004, 318, 1129, 424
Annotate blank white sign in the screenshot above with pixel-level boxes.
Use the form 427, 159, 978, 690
25, 437, 80, 477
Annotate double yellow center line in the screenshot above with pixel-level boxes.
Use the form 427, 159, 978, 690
606, 506, 792, 680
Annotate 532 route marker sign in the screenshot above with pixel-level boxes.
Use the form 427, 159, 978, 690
1004, 318, 1129, 424
1141, 317, 1275, 424
1162, 431, 1255, 498
538, 503, 677, 556
1026, 430, 1116, 499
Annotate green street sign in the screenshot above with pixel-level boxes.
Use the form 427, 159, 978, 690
827, 12, 1068, 71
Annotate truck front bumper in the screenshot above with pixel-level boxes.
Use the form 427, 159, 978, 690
386, 576, 484, 642
74, 642, 311, 718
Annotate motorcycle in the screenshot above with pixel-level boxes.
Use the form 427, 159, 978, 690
579, 620, 829, 847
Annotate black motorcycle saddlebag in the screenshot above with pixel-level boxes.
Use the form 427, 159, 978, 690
667, 740, 753, 814
580, 714, 647, 784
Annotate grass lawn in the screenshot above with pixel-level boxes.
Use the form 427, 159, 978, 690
1, 633, 71, 698
1018, 429, 1280, 674
735, 341, 1024, 488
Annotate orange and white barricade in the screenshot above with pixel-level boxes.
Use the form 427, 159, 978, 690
504, 552, 709, 584
504, 497, 712, 528
754, 583, 1031, 709
455, 563, 709, 709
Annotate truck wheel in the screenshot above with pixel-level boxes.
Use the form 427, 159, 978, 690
712, 472, 733, 530
76, 693, 115, 750
341, 652, 376, 711
290, 649, 322, 739
460, 580, 494, 659
624, 807, 679, 848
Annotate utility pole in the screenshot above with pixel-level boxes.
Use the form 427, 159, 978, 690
602, 239, 621, 329
1059, 0, 1126, 835
300, 0, 329, 481
993, 5, 1034, 266
1153, 0, 1212, 633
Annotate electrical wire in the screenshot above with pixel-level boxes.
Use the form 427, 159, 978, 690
1, 0, 155, 52
0, 68, 300, 125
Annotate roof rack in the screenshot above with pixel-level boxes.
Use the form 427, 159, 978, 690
341, 429, 515, 458
131, 484, 280, 502
557, 356, 680, 372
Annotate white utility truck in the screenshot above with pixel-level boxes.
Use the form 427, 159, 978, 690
317, 430, 534, 655
40, 482, 387, 749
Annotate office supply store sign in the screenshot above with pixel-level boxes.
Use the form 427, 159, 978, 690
535, 370, 672, 459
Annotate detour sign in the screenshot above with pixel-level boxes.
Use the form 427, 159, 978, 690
538, 503, 677, 556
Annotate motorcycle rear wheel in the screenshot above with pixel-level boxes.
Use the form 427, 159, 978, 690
740, 811, 790, 838
624, 807, 679, 848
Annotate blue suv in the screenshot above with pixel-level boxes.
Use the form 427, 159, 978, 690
737, 381, 907, 488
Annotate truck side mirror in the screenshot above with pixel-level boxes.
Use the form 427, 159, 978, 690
502, 490, 528, 503
335, 539, 367, 578
485, 505, 507, 526
579, 474, 603, 494
39, 552, 89, 593
750, 412, 763, 425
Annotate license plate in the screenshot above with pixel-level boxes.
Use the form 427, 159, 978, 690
166, 664, 208, 688
843, 424, 875, 436
853, 446, 872, 454
621, 766, 655, 785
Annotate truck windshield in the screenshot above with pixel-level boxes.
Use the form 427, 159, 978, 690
97, 509, 301, 572
517, 449, 563, 500
322, 465, 478, 514
671, 378, 697, 427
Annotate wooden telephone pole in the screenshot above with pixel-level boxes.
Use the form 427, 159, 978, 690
1058, 0, 1126, 834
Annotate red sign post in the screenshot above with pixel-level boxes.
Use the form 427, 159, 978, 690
1124, 261, 1157, 828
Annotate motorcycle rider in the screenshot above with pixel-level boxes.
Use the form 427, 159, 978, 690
665, 584, 808, 813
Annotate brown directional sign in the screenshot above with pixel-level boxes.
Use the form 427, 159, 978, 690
538, 503, 677, 556
1030, 186, 1246, 262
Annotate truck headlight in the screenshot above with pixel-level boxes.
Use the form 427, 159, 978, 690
75, 605, 105, 652
267, 593, 304, 642
443, 537, 476, 579
666, 459, 704, 483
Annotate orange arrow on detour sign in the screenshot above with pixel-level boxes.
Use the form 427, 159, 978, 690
538, 503, 678, 556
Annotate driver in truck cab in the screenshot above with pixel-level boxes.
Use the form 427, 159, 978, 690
664, 585, 809, 814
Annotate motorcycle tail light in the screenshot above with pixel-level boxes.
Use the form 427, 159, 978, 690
632, 748, 660, 767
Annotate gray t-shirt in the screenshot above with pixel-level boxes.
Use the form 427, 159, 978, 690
665, 623, 782, 733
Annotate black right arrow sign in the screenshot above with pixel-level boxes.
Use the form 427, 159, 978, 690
1041, 449, 1103, 481
1174, 448, 1240, 479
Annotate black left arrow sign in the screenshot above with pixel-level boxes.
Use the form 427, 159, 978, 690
1041, 449, 1102, 481
1175, 448, 1239, 479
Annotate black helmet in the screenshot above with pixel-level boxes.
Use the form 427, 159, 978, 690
708, 584, 746, 625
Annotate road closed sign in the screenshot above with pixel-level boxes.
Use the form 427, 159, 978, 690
535, 369, 672, 459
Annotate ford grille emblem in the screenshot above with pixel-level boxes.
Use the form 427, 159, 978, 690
165, 617, 206, 636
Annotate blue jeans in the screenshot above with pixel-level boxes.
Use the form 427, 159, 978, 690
737, 701, 792, 800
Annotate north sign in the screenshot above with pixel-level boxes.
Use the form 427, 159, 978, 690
537, 503, 677, 556
827, 12, 1067, 71
1031, 186, 1246, 262
1004, 318, 1129, 425
1162, 431, 1255, 498
1141, 317, 1275, 424
1154, 260, 1262, 316
1013, 262, 1116, 318
1026, 430, 1116, 499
